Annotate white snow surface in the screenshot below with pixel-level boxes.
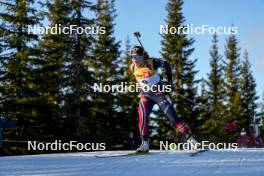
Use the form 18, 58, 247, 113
1, 149, 264, 176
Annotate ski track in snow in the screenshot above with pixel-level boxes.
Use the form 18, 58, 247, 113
1, 149, 264, 176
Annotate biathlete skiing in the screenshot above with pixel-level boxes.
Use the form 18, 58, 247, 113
130, 44, 198, 153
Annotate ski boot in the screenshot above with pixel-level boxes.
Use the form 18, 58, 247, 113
136, 138, 149, 153
181, 131, 200, 150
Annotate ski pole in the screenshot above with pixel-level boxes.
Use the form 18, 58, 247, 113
16, 125, 24, 154
174, 93, 197, 105
256, 112, 264, 117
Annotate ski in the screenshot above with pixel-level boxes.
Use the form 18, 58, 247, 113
95, 149, 209, 158
190, 149, 209, 157
95, 152, 152, 158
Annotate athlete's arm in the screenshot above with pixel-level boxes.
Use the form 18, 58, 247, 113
153, 58, 173, 84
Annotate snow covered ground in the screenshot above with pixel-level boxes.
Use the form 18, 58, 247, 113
1, 149, 264, 176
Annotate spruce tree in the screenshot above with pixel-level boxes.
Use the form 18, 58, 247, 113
160, 0, 199, 139
261, 92, 264, 115
37, 0, 73, 143
240, 50, 258, 131
64, 0, 95, 141
198, 79, 210, 140
89, 0, 121, 146
260, 92, 264, 134
38, 0, 95, 142
196, 79, 210, 140
0, 0, 42, 153
224, 33, 242, 141
118, 37, 140, 148
204, 34, 226, 141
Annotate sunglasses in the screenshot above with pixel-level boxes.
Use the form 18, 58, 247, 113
132, 55, 143, 60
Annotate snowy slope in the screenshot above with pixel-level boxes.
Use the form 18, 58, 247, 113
1, 149, 264, 176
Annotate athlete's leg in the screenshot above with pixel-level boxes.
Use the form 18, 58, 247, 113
150, 94, 189, 135
136, 95, 155, 153
137, 95, 155, 139
151, 94, 199, 146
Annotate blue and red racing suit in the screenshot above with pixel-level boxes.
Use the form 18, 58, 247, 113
131, 57, 189, 139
